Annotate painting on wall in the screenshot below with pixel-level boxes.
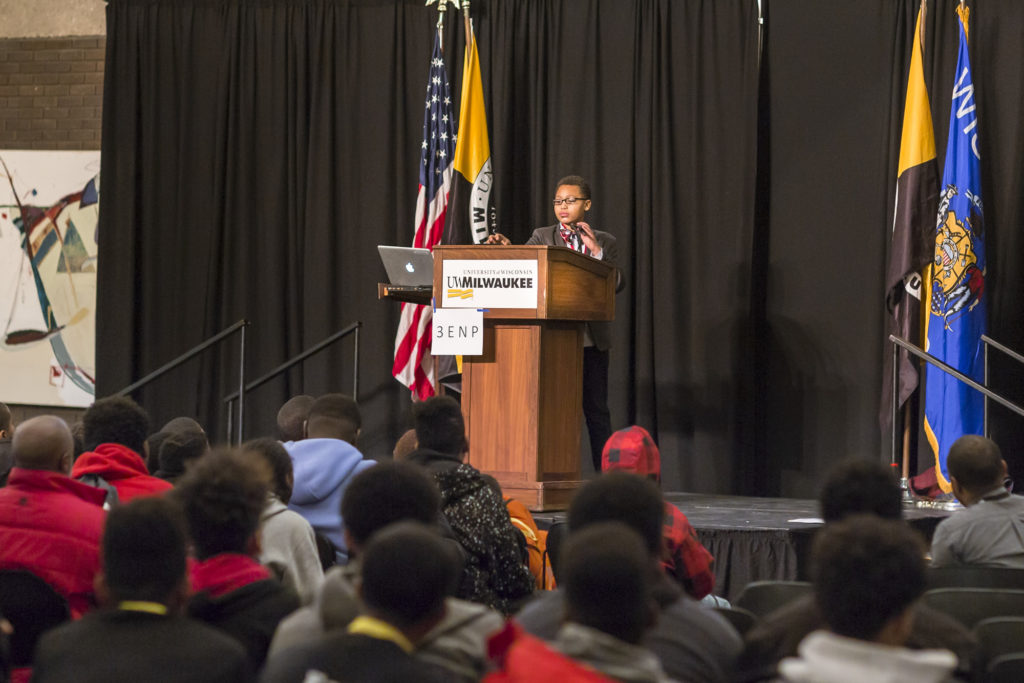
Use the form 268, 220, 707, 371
0, 150, 100, 407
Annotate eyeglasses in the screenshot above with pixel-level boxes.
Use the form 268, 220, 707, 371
552, 197, 587, 207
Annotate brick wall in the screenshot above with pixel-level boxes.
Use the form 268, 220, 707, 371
0, 36, 104, 150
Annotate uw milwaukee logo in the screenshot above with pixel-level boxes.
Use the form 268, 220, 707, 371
931, 184, 985, 330
447, 288, 473, 300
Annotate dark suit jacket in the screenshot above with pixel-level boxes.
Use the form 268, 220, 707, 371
525, 224, 621, 350
33, 609, 253, 683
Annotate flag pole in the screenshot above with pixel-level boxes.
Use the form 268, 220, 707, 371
437, 0, 448, 50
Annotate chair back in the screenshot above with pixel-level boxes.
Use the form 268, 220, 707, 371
712, 605, 760, 636
544, 521, 567, 585
986, 653, 1024, 683
927, 565, 1024, 591
973, 616, 1024, 681
922, 588, 1024, 630
734, 580, 812, 618
0, 569, 71, 667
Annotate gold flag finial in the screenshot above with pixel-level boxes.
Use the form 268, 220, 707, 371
956, 3, 970, 41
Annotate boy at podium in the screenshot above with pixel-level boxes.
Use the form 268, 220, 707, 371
487, 175, 620, 472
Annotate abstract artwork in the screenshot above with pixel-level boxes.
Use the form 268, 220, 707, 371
0, 150, 100, 407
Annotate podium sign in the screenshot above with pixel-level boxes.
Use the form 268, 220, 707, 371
441, 259, 538, 309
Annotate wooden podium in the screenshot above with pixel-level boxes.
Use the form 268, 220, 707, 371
433, 245, 616, 510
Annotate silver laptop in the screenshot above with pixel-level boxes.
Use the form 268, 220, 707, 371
378, 246, 435, 287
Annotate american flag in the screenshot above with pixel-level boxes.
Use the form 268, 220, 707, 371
392, 31, 457, 399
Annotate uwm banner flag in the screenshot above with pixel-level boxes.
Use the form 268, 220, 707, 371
392, 31, 457, 399
923, 6, 987, 491
446, 21, 495, 245
880, 3, 938, 435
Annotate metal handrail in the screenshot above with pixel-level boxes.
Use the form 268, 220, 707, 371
222, 321, 362, 443
982, 335, 1024, 437
889, 335, 1024, 471
115, 319, 250, 445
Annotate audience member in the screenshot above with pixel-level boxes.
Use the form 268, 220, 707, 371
154, 430, 210, 483
32, 497, 252, 683
175, 450, 299, 670
601, 425, 716, 599
283, 393, 374, 562
393, 428, 418, 460
269, 462, 502, 681
72, 396, 173, 502
407, 396, 534, 615
0, 416, 105, 618
261, 522, 453, 683
740, 458, 974, 680
145, 431, 169, 475
484, 620, 617, 683
144, 416, 206, 476
276, 395, 314, 443
0, 403, 11, 487
240, 438, 323, 604
930, 435, 1024, 568
517, 471, 741, 683
776, 515, 957, 683
554, 522, 672, 682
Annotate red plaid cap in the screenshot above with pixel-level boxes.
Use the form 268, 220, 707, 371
601, 425, 660, 479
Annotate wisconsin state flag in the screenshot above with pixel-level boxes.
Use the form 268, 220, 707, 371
880, 2, 938, 437
923, 5, 987, 491
446, 21, 495, 245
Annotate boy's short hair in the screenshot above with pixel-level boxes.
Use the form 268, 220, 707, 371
568, 471, 664, 556
555, 175, 591, 200
83, 396, 150, 454
241, 438, 294, 503
411, 396, 466, 456
340, 461, 441, 547
947, 435, 1004, 492
561, 522, 652, 644
103, 497, 188, 603
359, 522, 457, 630
173, 450, 267, 559
812, 514, 926, 641
818, 458, 902, 523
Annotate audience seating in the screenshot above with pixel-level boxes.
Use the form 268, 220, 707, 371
927, 565, 1024, 591
922, 588, 1024, 630
0, 570, 70, 666
734, 580, 812, 618
544, 521, 567, 584
986, 653, 1024, 683
711, 605, 760, 636
973, 617, 1024, 683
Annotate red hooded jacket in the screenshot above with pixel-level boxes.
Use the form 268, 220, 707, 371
602, 425, 716, 599
0, 468, 106, 618
71, 443, 173, 502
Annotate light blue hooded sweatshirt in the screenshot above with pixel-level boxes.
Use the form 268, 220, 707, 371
284, 438, 375, 563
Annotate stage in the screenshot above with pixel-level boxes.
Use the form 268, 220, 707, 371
537, 493, 955, 600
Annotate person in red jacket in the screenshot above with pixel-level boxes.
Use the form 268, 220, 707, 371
72, 396, 172, 503
0, 415, 106, 618
602, 425, 716, 600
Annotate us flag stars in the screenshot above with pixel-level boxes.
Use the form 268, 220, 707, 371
419, 40, 456, 183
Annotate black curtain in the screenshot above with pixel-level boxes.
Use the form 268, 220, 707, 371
99, 0, 1024, 497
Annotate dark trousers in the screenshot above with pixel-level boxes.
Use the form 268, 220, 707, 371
583, 346, 612, 472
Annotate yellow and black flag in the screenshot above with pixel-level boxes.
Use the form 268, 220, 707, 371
446, 20, 495, 245
880, 1, 938, 435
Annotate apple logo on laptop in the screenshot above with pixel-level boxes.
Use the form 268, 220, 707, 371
405, 262, 415, 273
